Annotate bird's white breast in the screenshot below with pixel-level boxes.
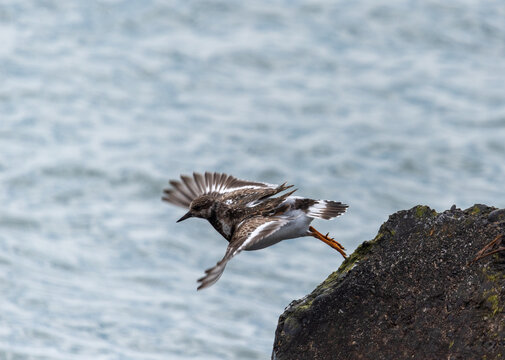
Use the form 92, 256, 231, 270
245, 211, 313, 251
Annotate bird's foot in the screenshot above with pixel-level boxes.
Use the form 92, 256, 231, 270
309, 226, 347, 258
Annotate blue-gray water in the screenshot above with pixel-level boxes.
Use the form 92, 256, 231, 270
1, 1, 505, 359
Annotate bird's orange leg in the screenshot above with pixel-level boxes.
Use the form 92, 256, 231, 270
309, 226, 347, 258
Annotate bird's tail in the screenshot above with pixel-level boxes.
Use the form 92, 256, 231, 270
306, 200, 348, 220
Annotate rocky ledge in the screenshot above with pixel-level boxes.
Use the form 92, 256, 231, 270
273, 205, 505, 360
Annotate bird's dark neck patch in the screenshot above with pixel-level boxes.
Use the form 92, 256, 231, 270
207, 204, 253, 241
208, 206, 233, 241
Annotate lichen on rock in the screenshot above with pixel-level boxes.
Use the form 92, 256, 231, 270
273, 204, 505, 360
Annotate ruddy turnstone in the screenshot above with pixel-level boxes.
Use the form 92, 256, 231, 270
163, 172, 348, 290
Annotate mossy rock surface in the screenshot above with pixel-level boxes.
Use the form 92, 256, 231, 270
273, 204, 505, 360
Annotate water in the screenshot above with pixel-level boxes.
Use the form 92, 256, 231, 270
1, 0, 505, 359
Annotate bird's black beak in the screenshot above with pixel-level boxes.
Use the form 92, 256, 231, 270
177, 211, 193, 223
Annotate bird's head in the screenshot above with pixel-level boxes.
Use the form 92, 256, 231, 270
176, 195, 215, 222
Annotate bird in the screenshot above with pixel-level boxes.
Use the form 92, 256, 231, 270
162, 172, 348, 290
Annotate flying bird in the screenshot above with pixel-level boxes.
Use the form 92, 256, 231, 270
162, 172, 348, 290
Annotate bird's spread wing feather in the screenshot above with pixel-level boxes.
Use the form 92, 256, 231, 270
219, 183, 295, 208
197, 216, 292, 290
162, 172, 278, 208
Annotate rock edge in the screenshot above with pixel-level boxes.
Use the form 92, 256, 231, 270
272, 204, 505, 360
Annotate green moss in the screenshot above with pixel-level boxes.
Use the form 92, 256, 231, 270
312, 229, 390, 296
482, 267, 504, 283
481, 266, 505, 318
334, 225, 397, 276
471, 206, 481, 215
487, 294, 501, 316
414, 205, 437, 218
296, 298, 314, 311
337, 240, 374, 274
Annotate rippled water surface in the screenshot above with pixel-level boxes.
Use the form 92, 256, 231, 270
1, 1, 505, 359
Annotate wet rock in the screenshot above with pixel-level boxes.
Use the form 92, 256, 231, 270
273, 205, 505, 360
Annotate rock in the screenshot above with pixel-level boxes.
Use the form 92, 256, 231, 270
489, 208, 505, 223
272, 205, 505, 360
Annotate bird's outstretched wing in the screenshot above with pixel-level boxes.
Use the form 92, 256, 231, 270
162, 172, 279, 208
219, 183, 296, 208
197, 215, 292, 290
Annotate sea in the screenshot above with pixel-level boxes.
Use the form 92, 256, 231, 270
1, 0, 505, 359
